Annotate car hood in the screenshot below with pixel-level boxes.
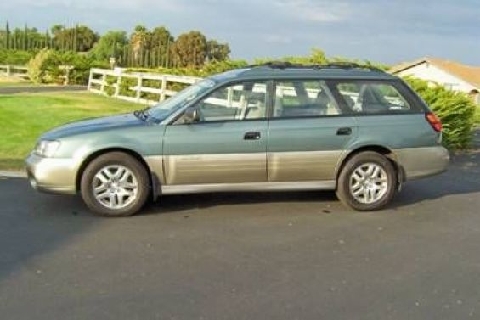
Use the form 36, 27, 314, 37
42, 113, 147, 140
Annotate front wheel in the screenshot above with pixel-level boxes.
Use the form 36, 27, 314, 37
336, 151, 397, 211
80, 152, 150, 217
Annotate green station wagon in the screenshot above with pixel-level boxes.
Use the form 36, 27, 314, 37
26, 63, 449, 216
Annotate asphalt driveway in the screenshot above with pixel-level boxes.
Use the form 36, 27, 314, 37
0, 85, 86, 95
0, 148, 479, 320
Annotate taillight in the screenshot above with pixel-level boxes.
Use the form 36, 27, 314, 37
425, 112, 443, 132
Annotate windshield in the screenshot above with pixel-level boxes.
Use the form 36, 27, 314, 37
148, 79, 215, 120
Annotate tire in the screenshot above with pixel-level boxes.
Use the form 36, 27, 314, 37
80, 152, 150, 217
336, 151, 397, 211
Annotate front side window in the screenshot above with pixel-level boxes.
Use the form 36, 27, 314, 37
196, 81, 268, 122
273, 80, 342, 118
336, 82, 413, 114
149, 79, 215, 120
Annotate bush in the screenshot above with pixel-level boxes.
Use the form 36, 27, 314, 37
27, 48, 56, 83
404, 77, 476, 149
0, 49, 35, 65
27, 49, 108, 85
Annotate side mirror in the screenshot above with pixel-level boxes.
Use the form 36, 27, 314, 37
183, 107, 200, 124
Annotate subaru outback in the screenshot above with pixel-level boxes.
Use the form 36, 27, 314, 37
26, 62, 449, 216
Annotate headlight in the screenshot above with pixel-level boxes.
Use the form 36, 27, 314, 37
35, 140, 60, 157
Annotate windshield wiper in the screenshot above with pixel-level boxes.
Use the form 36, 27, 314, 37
133, 107, 151, 121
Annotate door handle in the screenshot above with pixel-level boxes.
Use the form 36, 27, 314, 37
244, 131, 261, 140
336, 127, 352, 136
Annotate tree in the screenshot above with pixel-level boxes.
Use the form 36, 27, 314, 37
206, 40, 230, 62
130, 25, 150, 65
90, 31, 128, 62
6, 22, 10, 49
74, 25, 98, 52
149, 26, 174, 67
51, 25, 97, 52
171, 31, 207, 68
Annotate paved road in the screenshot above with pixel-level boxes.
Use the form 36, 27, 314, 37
0, 85, 86, 94
1, 151, 479, 320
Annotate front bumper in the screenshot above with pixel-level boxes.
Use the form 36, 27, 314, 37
25, 153, 80, 195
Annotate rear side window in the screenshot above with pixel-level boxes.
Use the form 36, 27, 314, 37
336, 81, 418, 114
273, 80, 342, 118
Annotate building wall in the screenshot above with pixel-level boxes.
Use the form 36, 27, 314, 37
397, 63, 477, 94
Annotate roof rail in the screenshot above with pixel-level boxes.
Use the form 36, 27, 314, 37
247, 61, 385, 72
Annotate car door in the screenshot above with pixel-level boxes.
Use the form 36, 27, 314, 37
162, 81, 269, 186
267, 79, 357, 182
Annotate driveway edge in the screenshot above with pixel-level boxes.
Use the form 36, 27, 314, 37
0, 171, 27, 178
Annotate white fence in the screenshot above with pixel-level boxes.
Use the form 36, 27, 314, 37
88, 68, 202, 105
0, 65, 28, 78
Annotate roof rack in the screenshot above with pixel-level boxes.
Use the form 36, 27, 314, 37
247, 61, 385, 72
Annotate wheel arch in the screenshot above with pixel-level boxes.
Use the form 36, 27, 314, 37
335, 145, 405, 188
75, 148, 158, 198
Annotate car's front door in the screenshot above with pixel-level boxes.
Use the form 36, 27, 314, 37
267, 80, 357, 182
162, 81, 269, 186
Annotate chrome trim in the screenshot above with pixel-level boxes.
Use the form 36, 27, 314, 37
161, 181, 336, 195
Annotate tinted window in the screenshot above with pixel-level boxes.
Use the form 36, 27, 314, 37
336, 82, 413, 114
273, 80, 342, 118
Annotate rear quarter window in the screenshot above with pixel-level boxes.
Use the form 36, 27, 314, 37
335, 80, 424, 115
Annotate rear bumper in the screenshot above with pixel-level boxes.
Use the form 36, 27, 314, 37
394, 146, 450, 181
25, 153, 79, 195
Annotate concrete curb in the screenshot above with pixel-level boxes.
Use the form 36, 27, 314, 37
0, 171, 27, 178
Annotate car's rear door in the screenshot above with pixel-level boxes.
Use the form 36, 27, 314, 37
267, 79, 358, 183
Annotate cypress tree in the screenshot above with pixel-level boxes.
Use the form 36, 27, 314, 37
23, 23, 27, 50
6, 22, 10, 50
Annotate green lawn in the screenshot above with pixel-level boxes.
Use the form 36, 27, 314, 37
0, 92, 140, 170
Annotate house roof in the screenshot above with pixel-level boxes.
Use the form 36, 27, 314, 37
390, 57, 480, 90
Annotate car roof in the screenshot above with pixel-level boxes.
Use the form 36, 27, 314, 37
209, 63, 397, 83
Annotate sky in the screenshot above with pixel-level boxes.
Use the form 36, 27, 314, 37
1, 0, 479, 66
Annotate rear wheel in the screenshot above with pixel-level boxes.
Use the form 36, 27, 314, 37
336, 151, 397, 211
80, 152, 150, 217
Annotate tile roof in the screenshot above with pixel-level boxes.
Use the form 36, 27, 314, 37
390, 57, 480, 89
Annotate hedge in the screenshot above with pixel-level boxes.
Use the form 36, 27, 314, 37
404, 77, 476, 149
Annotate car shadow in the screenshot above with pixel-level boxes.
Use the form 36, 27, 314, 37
141, 190, 339, 216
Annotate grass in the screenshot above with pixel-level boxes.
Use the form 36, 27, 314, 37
0, 92, 141, 170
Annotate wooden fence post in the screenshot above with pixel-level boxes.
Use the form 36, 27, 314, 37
160, 75, 167, 101
114, 76, 122, 97
6, 65, 12, 77
87, 69, 94, 91
100, 71, 107, 94
136, 75, 143, 103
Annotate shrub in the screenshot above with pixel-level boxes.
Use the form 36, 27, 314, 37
404, 77, 476, 149
0, 49, 35, 65
27, 48, 56, 83
27, 49, 108, 85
